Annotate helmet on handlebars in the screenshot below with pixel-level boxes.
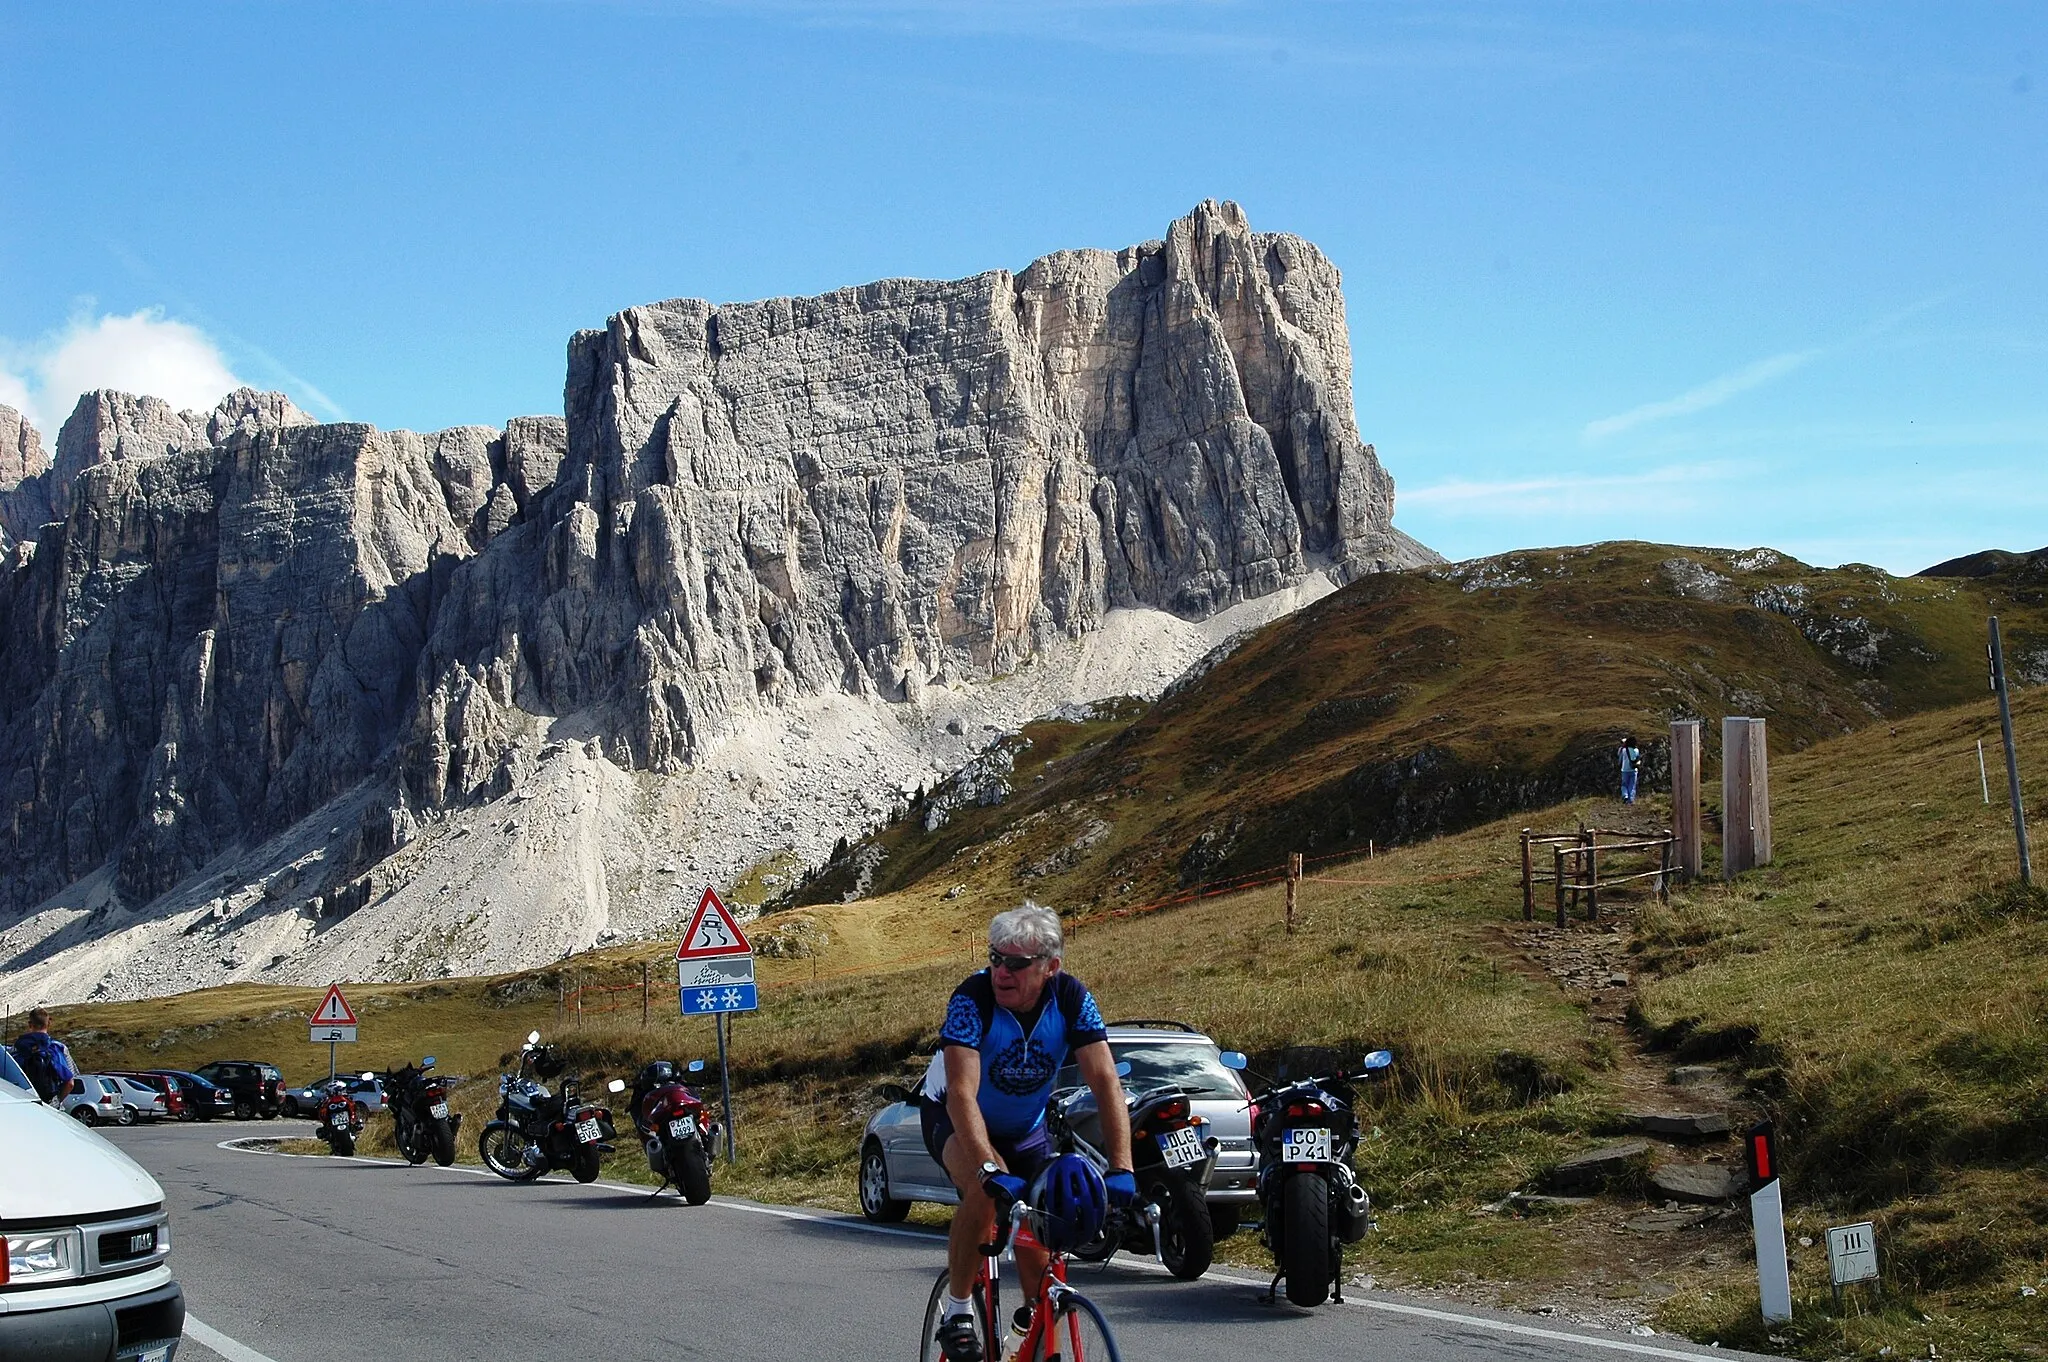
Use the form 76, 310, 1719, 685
530, 1045, 566, 1079
637, 1060, 678, 1086
1030, 1153, 1108, 1253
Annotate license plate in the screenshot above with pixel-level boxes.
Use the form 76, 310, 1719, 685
429, 1101, 450, 1119
668, 1116, 696, 1138
330, 1112, 350, 1128
575, 1117, 602, 1144
1157, 1125, 1204, 1168
1282, 1127, 1332, 1161
134, 1347, 173, 1362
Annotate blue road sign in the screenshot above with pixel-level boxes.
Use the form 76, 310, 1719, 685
681, 981, 758, 1015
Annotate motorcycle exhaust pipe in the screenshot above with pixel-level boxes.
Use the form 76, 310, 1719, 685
644, 1136, 667, 1174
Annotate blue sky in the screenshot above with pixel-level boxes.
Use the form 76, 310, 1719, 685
2, 1, 2042, 574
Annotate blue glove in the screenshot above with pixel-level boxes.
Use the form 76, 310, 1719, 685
984, 1171, 1029, 1205
1104, 1169, 1139, 1208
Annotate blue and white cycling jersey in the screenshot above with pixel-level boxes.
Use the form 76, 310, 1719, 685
920, 970, 1108, 1140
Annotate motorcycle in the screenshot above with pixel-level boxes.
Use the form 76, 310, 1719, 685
477, 1030, 618, 1184
1224, 1047, 1392, 1307
384, 1055, 461, 1168
313, 1073, 372, 1157
605, 1058, 719, 1204
1049, 1071, 1218, 1279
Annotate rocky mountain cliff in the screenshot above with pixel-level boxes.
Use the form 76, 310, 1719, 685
0, 200, 1433, 1004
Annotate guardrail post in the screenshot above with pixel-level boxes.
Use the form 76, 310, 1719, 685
1521, 830, 1534, 921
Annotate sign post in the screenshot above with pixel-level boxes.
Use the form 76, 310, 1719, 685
1746, 1121, 1793, 1323
676, 888, 756, 1165
308, 984, 359, 1080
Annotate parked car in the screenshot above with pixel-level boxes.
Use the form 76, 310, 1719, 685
0, 1045, 185, 1360
108, 1076, 170, 1122
59, 1076, 140, 1127
104, 1071, 184, 1121
150, 1069, 233, 1121
858, 1020, 1256, 1234
286, 1075, 384, 1117
192, 1060, 286, 1119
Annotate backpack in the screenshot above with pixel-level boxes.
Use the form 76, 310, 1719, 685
13, 1036, 61, 1101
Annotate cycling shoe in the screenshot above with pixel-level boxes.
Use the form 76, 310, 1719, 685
935, 1313, 983, 1362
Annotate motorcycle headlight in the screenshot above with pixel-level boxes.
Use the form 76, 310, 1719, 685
3, 1230, 82, 1285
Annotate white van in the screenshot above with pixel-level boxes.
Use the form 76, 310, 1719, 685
0, 1047, 183, 1361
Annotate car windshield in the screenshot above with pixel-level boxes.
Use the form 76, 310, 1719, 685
0, 1047, 31, 1094
1055, 1040, 1248, 1099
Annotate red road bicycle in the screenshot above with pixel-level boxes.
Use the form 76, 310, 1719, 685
919, 1178, 1124, 1362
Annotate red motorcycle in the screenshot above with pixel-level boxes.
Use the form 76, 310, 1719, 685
314, 1074, 369, 1156
609, 1059, 717, 1203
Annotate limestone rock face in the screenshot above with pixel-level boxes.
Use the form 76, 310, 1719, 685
0, 391, 554, 914
0, 406, 46, 488
407, 200, 1433, 799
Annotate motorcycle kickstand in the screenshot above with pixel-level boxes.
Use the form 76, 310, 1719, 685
1258, 1270, 1282, 1306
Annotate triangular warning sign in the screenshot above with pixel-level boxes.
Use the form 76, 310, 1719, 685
676, 887, 752, 959
311, 983, 358, 1026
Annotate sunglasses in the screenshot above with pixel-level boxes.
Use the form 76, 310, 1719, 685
988, 948, 1047, 973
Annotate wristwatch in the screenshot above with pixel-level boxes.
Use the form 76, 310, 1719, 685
980, 1159, 1001, 1179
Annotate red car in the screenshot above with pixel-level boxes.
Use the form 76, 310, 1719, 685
104, 1071, 187, 1120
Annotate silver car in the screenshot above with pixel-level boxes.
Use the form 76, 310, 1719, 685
857, 1021, 1256, 1234
61, 1075, 164, 1126
286, 1075, 385, 1116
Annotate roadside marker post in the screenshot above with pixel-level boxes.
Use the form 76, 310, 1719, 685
1746, 1121, 1793, 1323
1989, 617, 2034, 885
676, 887, 756, 1164
308, 984, 359, 1080
1826, 1221, 1880, 1311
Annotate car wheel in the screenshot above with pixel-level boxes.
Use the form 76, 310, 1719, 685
1208, 1203, 1240, 1239
115, 1105, 139, 1127
71, 1105, 98, 1126
234, 1099, 254, 1120
858, 1140, 911, 1223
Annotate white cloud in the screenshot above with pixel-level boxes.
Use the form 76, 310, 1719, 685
0, 309, 244, 438
1401, 462, 1737, 517
1583, 350, 1817, 442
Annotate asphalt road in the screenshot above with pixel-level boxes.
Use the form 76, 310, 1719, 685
99, 1121, 1762, 1362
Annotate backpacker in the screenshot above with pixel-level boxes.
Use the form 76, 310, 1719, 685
13, 1035, 63, 1101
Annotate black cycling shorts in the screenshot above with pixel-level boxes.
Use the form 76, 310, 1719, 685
919, 1097, 1056, 1184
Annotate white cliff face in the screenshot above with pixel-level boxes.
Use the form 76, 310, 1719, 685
0, 201, 1434, 1004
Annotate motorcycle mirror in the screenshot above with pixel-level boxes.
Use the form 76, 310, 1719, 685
1113, 1060, 1132, 1077
1360, 1049, 1394, 1072
1219, 1051, 1249, 1070
421, 1056, 436, 1068
687, 1060, 706, 1072
607, 1079, 626, 1093
360, 1072, 375, 1081
526, 1030, 541, 1045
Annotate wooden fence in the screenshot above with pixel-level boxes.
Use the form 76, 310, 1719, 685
1520, 826, 1675, 926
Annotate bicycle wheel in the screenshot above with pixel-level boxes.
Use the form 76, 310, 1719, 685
920, 1267, 990, 1362
1035, 1291, 1121, 1362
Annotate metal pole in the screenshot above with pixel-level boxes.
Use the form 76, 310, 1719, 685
1979, 740, 1991, 803
1990, 618, 2034, 885
328, 1041, 337, 1082
718, 1013, 736, 1164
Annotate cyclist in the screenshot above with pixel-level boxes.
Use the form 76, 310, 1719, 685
920, 903, 1135, 1362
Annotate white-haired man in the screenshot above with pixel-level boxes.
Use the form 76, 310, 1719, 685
920, 903, 1134, 1362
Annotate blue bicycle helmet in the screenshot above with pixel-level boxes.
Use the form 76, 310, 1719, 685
1031, 1154, 1108, 1252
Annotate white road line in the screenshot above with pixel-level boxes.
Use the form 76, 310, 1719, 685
212, 1138, 1739, 1360
184, 1315, 284, 1362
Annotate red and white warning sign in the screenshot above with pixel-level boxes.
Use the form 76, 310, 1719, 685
311, 983, 358, 1025
676, 888, 753, 959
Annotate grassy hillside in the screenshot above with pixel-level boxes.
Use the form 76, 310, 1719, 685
792, 542, 2048, 920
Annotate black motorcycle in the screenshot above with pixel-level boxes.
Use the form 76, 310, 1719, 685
478, 1030, 618, 1184
384, 1055, 460, 1168
1049, 1076, 1218, 1280
1225, 1048, 1392, 1307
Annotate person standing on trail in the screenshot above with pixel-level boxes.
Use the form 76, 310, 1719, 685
920, 903, 1135, 1362
11, 1007, 77, 1104
1618, 736, 1643, 805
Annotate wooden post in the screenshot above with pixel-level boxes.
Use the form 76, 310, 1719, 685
1670, 719, 1702, 880
575, 975, 583, 1028
1991, 617, 2035, 884
1749, 718, 1772, 867
641, 960, 650, 1028
1723, 716, 1755, 879
556, 980, 564, 1028
1586, 829, 1600, 921
1521, 830, 1534, 921
1659, 831, 1673, 901
1553, 846, 1567, 928
1285, 853, 1303, 933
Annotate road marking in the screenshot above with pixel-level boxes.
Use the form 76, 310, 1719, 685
184, 1315, 284, 1362
211, 1138, 1740, 1359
